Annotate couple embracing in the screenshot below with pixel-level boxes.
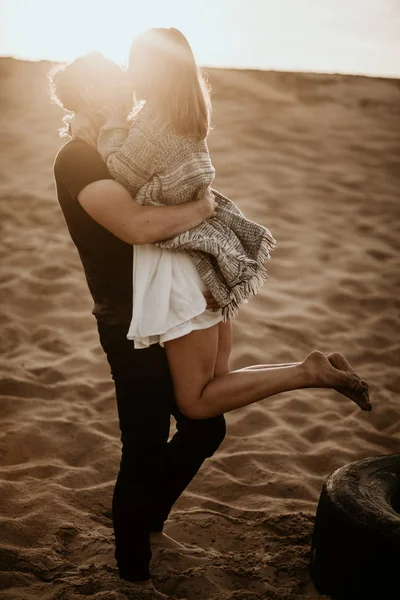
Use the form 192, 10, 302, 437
52, 27, 371, 599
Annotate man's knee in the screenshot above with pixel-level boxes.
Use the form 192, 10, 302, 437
203, 415, 226, 456
119, 433, 167, 476
180, 414, 226, 457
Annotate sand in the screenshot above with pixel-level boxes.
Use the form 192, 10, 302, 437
0, 57, 399, 600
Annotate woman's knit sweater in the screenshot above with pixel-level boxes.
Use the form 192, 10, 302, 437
96, 102, 276, 320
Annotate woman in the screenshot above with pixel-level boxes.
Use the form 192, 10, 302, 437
50, 30, 371, 597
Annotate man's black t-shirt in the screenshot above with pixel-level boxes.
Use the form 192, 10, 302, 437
54, 139, 133, 324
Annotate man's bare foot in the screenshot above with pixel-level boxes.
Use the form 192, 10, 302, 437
150, 532, 186, 549
153, 547, 209, 569
150, 531, 206, 555
120, 578, 169, 599
326, 352, 371, 411
302, 351, 371, 410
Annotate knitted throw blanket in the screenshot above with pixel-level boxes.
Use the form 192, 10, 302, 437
96, 103, 276, 321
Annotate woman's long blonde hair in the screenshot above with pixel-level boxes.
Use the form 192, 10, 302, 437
129, 28, 211, 139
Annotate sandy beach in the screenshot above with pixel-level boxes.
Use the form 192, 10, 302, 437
0, 57, 399, 599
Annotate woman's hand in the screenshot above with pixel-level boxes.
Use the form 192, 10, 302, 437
204, 292, 219, 311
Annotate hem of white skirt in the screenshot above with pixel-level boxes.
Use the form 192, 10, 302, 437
128, 309, 223, 349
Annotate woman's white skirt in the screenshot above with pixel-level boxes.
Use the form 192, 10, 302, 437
127, 244, 223, 349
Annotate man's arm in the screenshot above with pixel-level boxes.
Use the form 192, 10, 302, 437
54, 140, 216, 246
77, 179, 215, 245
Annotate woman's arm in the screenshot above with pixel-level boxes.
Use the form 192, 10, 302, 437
96, 105, 158, 196
70, 106, 157, 196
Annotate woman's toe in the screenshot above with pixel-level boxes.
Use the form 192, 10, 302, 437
352, 379, 365, 392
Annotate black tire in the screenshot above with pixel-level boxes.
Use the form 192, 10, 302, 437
309, 453, 400, 600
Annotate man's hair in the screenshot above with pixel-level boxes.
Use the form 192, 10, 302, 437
48, 52, 126, 137
129, 28, 211, 140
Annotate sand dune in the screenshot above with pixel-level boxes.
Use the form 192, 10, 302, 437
0, 57, 399, 599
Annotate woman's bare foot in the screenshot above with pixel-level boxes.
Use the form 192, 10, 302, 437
326, 352, 371, 411
302, 351, 371, 410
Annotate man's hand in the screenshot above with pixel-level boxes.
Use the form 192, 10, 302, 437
196, 187, 217, 220
204, 292, 219, 311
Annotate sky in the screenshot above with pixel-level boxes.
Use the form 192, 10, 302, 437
0, 0, 399, 78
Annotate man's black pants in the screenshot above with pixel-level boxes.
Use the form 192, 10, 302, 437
97, 322, 226, 582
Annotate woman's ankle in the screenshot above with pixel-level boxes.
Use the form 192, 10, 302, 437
297, 354, 318, 389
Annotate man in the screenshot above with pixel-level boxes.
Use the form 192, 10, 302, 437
53, 135, 226, 598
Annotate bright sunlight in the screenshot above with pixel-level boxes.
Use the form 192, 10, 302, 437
1, 0, 400, 77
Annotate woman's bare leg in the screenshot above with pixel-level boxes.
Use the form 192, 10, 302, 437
164, 327, 371, 420
214, 320, 233, 377
239, 362, 297, 370
238, 353, 370, 406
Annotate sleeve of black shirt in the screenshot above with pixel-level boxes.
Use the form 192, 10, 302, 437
54, 139, 113, 199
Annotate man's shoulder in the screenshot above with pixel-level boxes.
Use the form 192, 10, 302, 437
54, 138, 112, 198
54, 137, 113, 201
54, 139, 102, 178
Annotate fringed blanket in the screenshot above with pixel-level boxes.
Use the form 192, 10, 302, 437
95, 103, 276, 320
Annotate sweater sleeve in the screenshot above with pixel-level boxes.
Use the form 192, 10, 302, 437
96, 105, 157, 197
